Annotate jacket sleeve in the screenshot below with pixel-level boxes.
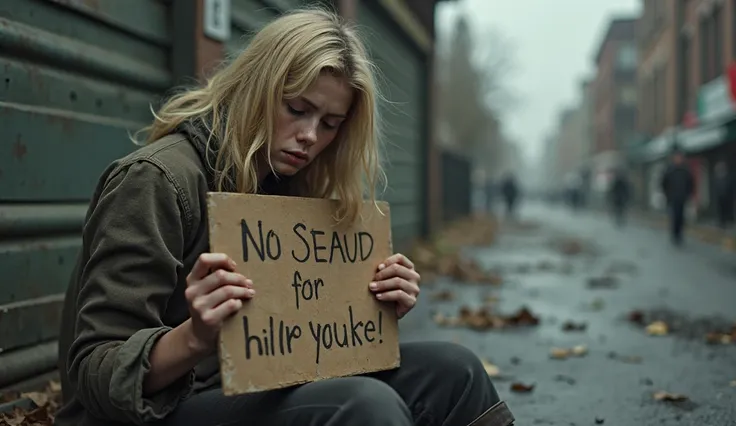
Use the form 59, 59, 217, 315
67, 160, 194, 424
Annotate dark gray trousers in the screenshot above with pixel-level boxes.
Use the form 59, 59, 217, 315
163, 341, 512, 426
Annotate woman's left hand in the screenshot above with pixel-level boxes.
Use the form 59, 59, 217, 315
369, 253, 421, 319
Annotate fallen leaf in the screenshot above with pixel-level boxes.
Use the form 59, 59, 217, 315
430, 290, 455, 301
595, 417, 605, 424
20, 392, 49, 408
554, 374, 576, 385
627, 310, 645, 325
561, 321, 587, 332
549, 345, 588, 360
705, 332, 733, 345
608, 352, 643, 364
510, 382, 535, 393
586, 276, 619, 289
729, 380, 736, 387
653, 391, 688, 402
436, 305, 540, 331
481, 359, 501, 377
646, 320, 668, 336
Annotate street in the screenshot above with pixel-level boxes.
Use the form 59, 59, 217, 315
402, 202, 736, 426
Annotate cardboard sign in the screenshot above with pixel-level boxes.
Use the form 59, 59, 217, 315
206, 192, 400, 396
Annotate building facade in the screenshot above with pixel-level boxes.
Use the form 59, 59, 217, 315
634, 0, 736, 215
593, 18, 639, 156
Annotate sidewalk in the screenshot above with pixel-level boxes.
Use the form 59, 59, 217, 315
629, 208, 736, 250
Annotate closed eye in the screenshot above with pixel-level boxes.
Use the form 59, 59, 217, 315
287, 104, 305, 116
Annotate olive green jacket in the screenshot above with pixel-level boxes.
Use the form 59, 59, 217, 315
55, 122, 291, 426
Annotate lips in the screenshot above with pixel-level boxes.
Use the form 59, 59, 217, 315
282, 150, 309, 166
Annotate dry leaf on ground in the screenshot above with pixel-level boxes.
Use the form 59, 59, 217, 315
430, 290, 455, 301
729, 380, 736, 387
0, 380, 62, 426
433, 306, 540, 331
481, 359, 501, 377
646, 321, 669, 336
653, 391, 688, 402
549, 345, 588, 360
561, 321, 587, 332
607, 352, 643, 364
586, 276, 619, 289
510, 382, 535, 393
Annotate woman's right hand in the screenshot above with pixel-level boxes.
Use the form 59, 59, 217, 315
185, 253, 255, 354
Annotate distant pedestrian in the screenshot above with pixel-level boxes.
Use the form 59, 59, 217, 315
609, 168, 631, 226
661, 146, 694, 245
713, 160, 734, 228
500, 172, 520, 218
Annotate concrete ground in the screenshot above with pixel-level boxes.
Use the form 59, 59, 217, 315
400, 202, 736, 426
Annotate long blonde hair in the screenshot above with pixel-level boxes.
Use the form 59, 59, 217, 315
135, 7, 385, 224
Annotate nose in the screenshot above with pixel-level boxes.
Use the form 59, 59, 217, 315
296, 119, 318, 146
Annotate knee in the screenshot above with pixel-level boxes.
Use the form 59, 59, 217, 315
331, 377, 412, 423
411, 342, 500, 401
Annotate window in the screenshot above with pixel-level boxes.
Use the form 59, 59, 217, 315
617, 43, 637, 70
678, 33, 692, 121
713, 3, 723, 75
699, 15, 710, 84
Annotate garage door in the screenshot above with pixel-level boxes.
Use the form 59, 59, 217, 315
357, 2, 428, 249
0, 0, 172, 384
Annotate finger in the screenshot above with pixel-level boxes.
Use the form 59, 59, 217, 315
195, 285, 256, 313
374, 263, 421, 282
370, 277, 420, 297
189, 253, 236, 281
186, 270, 251, 300
375, 289, 416, 308
377, 253, 414, 271
199, 298, 243, 327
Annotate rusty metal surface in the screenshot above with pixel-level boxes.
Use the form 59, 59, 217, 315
0, 0, 172, 375
0, 17, 171, 91
1, 101, 142, 200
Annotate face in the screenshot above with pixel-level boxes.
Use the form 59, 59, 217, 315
268, 73, 354, 177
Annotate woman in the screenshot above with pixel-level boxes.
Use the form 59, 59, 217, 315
55, 8, 514, 426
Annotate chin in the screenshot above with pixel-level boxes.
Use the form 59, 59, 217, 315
272, 162, 301, 176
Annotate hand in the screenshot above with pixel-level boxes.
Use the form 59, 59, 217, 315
184, 253, 255, 354
369, 253, 420, 319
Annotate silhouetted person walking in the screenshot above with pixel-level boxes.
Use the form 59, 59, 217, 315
714, 160, 734, 228
661, 147, 694, 246
500, 173, 519, 219
609, 168, 630, 226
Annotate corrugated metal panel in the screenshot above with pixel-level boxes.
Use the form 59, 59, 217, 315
357, 2, 427, 248
0, 0, 171, 361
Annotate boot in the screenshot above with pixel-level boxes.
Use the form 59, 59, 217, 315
467, 400, 515, 426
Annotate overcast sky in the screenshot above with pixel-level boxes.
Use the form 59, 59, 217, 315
436, 0, 641, 164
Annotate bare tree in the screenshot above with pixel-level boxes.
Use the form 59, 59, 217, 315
436, 10, 518, 175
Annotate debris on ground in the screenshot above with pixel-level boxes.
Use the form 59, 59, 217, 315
554, 374, 576, 385
586, 275, 619, 289
549, 345, 588, 360
627, 308, 736, 344
729, 380, 736, 387
430, 290, 455, 301
595, 417, 605, 424
653, 391, 688, 402
607, 351, 643, 364
0, 380, 62, 426
553, 238, 585, 255
432, 305, 540, 331
481, 359, 501, 377
510, 382, 535, 393
561, 320, 587, 332
645, 320, 669, 336
604, 261, 639, 276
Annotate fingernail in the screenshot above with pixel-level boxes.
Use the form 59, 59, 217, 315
369, 282, 378, 290
378, 264, 386, 270
376, 293, 383, 299
247, 289, 256, 297
245, 279, 253, 287
229, 259, 237, 268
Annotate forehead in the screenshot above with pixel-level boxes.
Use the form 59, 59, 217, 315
300, 73, 354, 115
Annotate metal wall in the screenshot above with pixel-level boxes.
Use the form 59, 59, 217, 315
0, 0, 173, 385
357, 1, 429, 249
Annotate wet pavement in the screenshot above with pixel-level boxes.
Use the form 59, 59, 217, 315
401, 202, 736, 426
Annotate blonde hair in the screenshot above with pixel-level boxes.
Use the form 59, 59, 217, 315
135, 7, 385, 224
